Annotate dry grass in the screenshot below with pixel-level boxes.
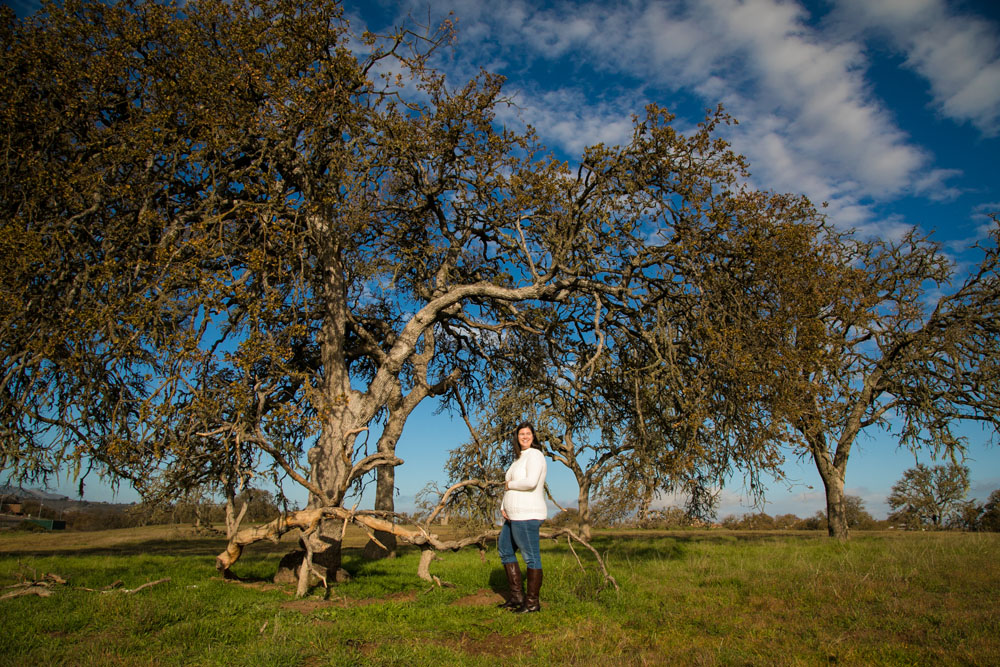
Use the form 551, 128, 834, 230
0, 520, 386, 554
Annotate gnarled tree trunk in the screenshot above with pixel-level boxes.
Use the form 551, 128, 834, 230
363, 463, 397, 559
821, 469, 848, 539
806, 429, 850, 540
577, 481, 592, 541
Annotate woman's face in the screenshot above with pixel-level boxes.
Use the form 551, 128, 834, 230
517, 427, 534, 451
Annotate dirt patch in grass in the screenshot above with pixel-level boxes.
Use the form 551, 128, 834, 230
234, 580, 290, 594
282, 598, 336, 614
281, 587, 509, 615
348, 590, 419, 607
451, 588, 503, 606
438, 631, 534, 658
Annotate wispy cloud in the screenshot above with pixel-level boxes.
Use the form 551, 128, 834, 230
832, 0, 1000, 137
371, 0, 992, 234
494, 88, 639, 155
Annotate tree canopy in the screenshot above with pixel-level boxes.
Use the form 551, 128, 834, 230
0, 0, 838, 576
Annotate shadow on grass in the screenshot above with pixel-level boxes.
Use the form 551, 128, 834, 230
535, 529, 832, 562
0, 529, 833, 570
593, 529, 829, 543
0, 536, 287, 558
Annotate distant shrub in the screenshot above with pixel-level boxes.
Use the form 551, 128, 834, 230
978, 490, 1000, 532
773, 513, 802, 529
14, 520, 46, 532
946, 500, 984, 531
62, 508, 133, 531
547, 509, 581, 528
636, 508, 689, 529
796, 512, 826, 530
792, 496, 880, 531
721, 512, 778, 530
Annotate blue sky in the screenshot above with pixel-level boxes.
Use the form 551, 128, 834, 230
11, 0, 1000, 519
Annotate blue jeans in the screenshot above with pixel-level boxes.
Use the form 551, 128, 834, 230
498, 519, 543, 570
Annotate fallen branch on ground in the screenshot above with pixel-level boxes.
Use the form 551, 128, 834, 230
76, 578, 172, 594
114, 578, 172, 594
1, 584, 54, 600
217, 507, 619, 595
216, 505, 499, 578
542, 527, 619, 591
1, 572, 171, 599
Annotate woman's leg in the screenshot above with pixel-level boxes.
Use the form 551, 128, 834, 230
497, 520, 518, 564
510, 520, 543, 612
509, 519, 542, 569
519, 567, 543, 613
497, 521, 524, 608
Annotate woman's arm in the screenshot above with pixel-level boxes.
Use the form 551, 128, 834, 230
506, 450, 545, 491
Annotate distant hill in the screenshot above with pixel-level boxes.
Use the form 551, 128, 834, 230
0, 485, 71, 501
0, 486, 132, 514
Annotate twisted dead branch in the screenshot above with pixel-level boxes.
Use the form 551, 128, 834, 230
542, 527, 619, 591
216, 481, 620, 596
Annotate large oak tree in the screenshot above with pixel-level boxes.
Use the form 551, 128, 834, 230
779, 225, 1000, 539
3, 0, 828, 579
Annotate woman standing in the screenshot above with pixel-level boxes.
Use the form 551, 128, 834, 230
498, 421, 547, 613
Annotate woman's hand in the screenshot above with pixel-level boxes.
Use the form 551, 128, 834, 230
501, 508, 509, 521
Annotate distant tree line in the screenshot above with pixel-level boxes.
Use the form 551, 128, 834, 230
545, 479, 1000, 532
3, 490, 282, 532
541, 494, 884, 532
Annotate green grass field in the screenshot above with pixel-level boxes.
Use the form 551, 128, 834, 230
1, 525, 997, 665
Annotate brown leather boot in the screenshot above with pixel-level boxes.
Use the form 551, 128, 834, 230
498, 562, 524, 609
517, 568, 542, 613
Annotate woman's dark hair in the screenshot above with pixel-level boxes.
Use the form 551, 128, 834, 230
510, 421, 542, 461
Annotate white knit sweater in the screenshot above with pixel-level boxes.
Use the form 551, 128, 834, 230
501, 448, 548, 521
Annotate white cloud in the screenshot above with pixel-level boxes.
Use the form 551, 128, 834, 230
941, 202, 1000, 255
683, 0, 930, 203
973, 201, 1000, 219
519, 14, 598, 57
367, 0, 993, 234
495, 88, 638, 155
913, 168, 963, 201
833, 0, 1000, 136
